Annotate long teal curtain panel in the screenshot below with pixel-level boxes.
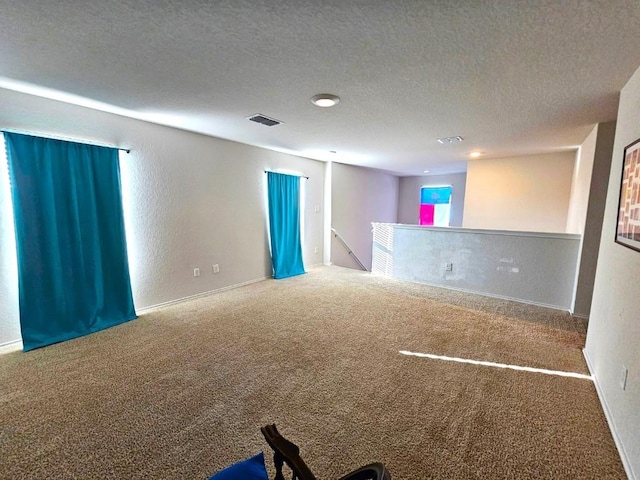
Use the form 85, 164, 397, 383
267, 172, 305, 279
4, 132, 137, 351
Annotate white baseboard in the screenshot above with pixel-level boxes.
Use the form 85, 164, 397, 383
583, 349, 635, 480
0, 277, 272, 353
136, 276, 270, 314
396, 277, 571, 313
0, 339, 23, 355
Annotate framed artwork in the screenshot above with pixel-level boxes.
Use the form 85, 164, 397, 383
615, 138, 640, 252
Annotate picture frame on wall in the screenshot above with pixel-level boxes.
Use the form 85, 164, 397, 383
615, 137, 640, 252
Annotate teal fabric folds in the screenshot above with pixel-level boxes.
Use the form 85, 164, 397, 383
267, 172, 305, 279
4, 132, 137, 351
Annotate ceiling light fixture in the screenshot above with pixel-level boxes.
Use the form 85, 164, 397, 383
469, 151, 482, 158
423, 170, 430, 173
311, 94, 340, 107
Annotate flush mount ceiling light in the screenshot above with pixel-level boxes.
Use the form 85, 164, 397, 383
469, 151, 482, 158
437, 136, 464, 145
423, 170, 430, 173
311, 94, 340, 107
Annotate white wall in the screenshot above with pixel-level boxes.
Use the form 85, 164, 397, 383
0, 137, 20, 345
567, 126, 598, 234
463, 152, 576, 233
331, 162, 398, 271
585, 66, 640, 480
0, 88, 325, 346
397, 173, 466, 226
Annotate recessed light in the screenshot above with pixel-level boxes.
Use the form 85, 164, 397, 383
423, 170, 430, 173
311, 94, 340, 107
469, 151, 482, 158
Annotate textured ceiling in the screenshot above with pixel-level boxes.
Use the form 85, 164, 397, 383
1, 0, 640, 175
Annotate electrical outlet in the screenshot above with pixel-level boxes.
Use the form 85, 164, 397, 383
620, 365, 628, 390
193, 268, 200, 277
212, 264, 220, 274
445, 262, 453, 272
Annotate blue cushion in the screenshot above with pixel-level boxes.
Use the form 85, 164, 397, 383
209, 452, 269, 480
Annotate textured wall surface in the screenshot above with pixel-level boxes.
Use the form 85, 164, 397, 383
567, 125, 598, 234
570, 122, 615, 318
0, 88, 324, 346
331, 162, 398, 271
585, 66, 640, 480
372, 224, 581, 310
463, 152, 576, 233
0, 138, 20, 345
397, 173, 467, 226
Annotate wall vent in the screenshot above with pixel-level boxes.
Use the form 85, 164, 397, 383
247, 114, 283, 127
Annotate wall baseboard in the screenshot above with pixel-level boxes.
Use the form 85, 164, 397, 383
0, 339, 23, 355
398, 277, 571, 313
0, 277, 273, 353
583, 349, 636, 480
136, 276, 270, 315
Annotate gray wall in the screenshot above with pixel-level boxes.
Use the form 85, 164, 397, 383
0, 88, 325, 346
372, 224, 581, 310
331, 162, 398, 271
397, 173, 466, 226
585, 65, 640, 479
571, 121, 615, 318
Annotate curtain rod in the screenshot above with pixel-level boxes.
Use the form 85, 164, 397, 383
264, 170, 309, 179
1, 129, 130, 153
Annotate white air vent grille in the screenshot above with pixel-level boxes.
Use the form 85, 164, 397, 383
247, 114, 283, 127
437, 136, 463, 144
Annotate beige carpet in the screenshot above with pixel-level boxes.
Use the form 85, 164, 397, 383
0, 266, 625, 479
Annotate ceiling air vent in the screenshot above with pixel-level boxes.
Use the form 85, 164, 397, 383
247, 114, 283, 127
437, 136, 464, 144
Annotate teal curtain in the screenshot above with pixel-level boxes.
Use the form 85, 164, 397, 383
267, 172, 305, 279
4, 132, 137, 351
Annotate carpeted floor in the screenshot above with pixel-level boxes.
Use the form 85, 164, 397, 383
0, 266, 625, 479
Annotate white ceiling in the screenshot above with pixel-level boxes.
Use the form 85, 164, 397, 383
1, 0, 640, 176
